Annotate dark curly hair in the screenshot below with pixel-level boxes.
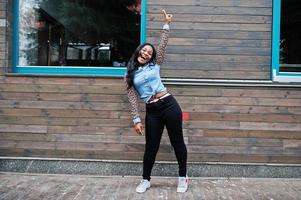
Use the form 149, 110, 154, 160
126, 43, 157, 89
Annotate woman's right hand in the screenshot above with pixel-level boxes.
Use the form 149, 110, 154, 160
134, 122, 144, 135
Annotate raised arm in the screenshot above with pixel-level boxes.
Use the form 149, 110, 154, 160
156, 10, 173, 65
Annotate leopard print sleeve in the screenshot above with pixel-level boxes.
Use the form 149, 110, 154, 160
156, 26, 170, 65
125, 78, 141, 125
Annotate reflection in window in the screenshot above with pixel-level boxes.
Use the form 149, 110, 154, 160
18, 0, 141, 67
280, 0, 301, 72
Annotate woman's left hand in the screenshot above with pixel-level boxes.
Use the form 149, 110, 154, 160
134, 122, 144, 135
162, 9, 173, 24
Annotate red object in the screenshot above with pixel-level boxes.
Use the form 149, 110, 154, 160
182, 112, 190, 121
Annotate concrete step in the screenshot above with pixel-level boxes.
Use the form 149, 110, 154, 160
1, 157, 301, 178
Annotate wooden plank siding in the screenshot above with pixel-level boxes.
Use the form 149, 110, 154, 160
0, 77, 301, 163
0, 0, 300, 164
147, 0, 272, 79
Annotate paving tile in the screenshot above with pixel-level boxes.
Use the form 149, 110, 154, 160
0, 173, 300, 200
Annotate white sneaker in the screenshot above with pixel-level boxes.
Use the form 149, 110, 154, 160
177, 176, 188, 193
136, 179, 151, 193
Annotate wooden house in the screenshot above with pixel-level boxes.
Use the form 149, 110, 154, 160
0, 0, 300, 173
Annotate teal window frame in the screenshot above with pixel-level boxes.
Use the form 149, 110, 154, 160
12, 0, 147, 77
272, 0, 301, 82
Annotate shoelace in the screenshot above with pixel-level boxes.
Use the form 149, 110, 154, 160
140, 180, 149, 185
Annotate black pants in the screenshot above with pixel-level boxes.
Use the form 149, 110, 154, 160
143, 95, 187, 181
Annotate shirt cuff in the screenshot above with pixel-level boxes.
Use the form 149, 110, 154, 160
163, 24, 170, 30
133, 116, 142, 125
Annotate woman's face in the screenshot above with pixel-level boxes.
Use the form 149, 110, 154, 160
137, 45, 153, 65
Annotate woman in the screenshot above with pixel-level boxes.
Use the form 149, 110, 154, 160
125, 10, 188, 193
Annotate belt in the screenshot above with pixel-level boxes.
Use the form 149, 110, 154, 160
147, 92, 171, 104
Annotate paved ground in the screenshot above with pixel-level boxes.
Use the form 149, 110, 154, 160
0, 173, 300, 200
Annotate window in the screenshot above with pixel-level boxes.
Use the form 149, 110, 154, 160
280, 0, 301, 73
13, 0, 146, 76
272, 0, 301, 82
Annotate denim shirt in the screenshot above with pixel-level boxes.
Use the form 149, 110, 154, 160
133, 63, 166, 103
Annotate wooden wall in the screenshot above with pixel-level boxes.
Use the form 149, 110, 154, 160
147, 0, 272, 79
0, 0, 301, 164
0, 77, 300, 164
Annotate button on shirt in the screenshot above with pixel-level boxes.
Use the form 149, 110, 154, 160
133, 63, 166, 103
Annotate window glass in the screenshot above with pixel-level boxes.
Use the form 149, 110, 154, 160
18, 0, 141, 67
280, 0, 301, 72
